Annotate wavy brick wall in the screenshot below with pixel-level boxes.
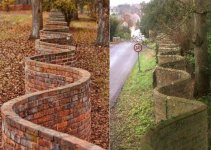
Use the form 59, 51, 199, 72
1, 11, 104, 150
141, 35, 208, 150
40, 30, 72, 40
35, 39, 76, 54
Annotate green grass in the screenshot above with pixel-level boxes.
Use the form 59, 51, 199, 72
1, 14, 31, 25
70, 14, 97, 31
110, 48, 156, 150
69, 14, 97, 44
0, 12, 32, 40
0, 12, 49, 40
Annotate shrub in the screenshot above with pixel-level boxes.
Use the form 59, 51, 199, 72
116, 26, 131, 40
1, 0, 15, 11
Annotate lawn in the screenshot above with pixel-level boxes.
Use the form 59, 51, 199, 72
110, 46, 156, 150
70, 14, 97, 45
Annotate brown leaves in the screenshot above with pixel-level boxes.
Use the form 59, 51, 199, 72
0, 37, 36, 103
75, 43, 109, 150
0, 12, 109, 149
71, 16, 109, 149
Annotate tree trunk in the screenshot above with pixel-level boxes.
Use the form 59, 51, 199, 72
73, 2, 79, 20
63, 10, 73, 26
5, 4, 10, 12
79, 4, 84, 14
96, 0, 109, 46
30, 0, 43, 39
40, 0, 43, 29
193, 0, 210, 97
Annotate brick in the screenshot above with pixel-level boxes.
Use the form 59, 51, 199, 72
140, 36, 208, 150
0, 10, 102, 150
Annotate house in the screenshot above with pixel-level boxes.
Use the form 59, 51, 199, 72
121, 13, 140, 28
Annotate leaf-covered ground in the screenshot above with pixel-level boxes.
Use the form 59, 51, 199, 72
70, 15, 109, 149
0, 11, 108, 149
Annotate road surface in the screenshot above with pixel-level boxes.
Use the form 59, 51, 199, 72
110, 41, 138, 108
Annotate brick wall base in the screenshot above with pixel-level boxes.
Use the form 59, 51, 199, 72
1, 10, 104, 150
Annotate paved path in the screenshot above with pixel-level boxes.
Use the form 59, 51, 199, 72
110, 41, 138, 108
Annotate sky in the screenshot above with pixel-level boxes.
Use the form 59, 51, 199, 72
110, 0, 151, 7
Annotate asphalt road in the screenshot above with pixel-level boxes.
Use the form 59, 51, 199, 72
110, 41, 138, 108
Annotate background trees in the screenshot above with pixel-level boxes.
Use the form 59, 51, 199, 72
193, 0, 210, 96
53, 0, 76, 26
41, 0, 109, 46
0, 0, 110, 45
110, 15, 119, 41
0, 0, 15, 11
96, 0, 109, 46
140, 0, 210, 97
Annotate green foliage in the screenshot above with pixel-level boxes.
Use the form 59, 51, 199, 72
185, 50, 195, 68
0, 0, 15, 11
52, 0, 77, 25
116, 26, 131, 40
140, 0, 189, 37
110, 15, 131, 40
53, 0, 76, 11
109, 15, 120, 41
42, 0, 52, 11
110, 15, 131, 41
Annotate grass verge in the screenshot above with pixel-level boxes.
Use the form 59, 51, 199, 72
110, 47, 156, 150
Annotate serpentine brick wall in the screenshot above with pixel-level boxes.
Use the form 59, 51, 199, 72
1, 11, 104, 150
141, 35, 208, 150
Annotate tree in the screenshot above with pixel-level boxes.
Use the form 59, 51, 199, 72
110, 15, 120, 41
86, 0, 97, 18
53, 0, 76, 26
1, 0, 15, 11
96, 0, 109, 46
30, 0, 43, 39
141, 0, 210, 96
193, 0, 210, 96
140, 0, 187, 37
43, 0, 52, 11
40, 0, 43, 29
116, 26, 131, 40
73, 1, 79, 20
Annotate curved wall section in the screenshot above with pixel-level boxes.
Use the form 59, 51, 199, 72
35, 39, 76, 54
141, 35, 208, 150
40, 30, 72, 40
2, 87, 98, 149
1, 11, 104, 150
